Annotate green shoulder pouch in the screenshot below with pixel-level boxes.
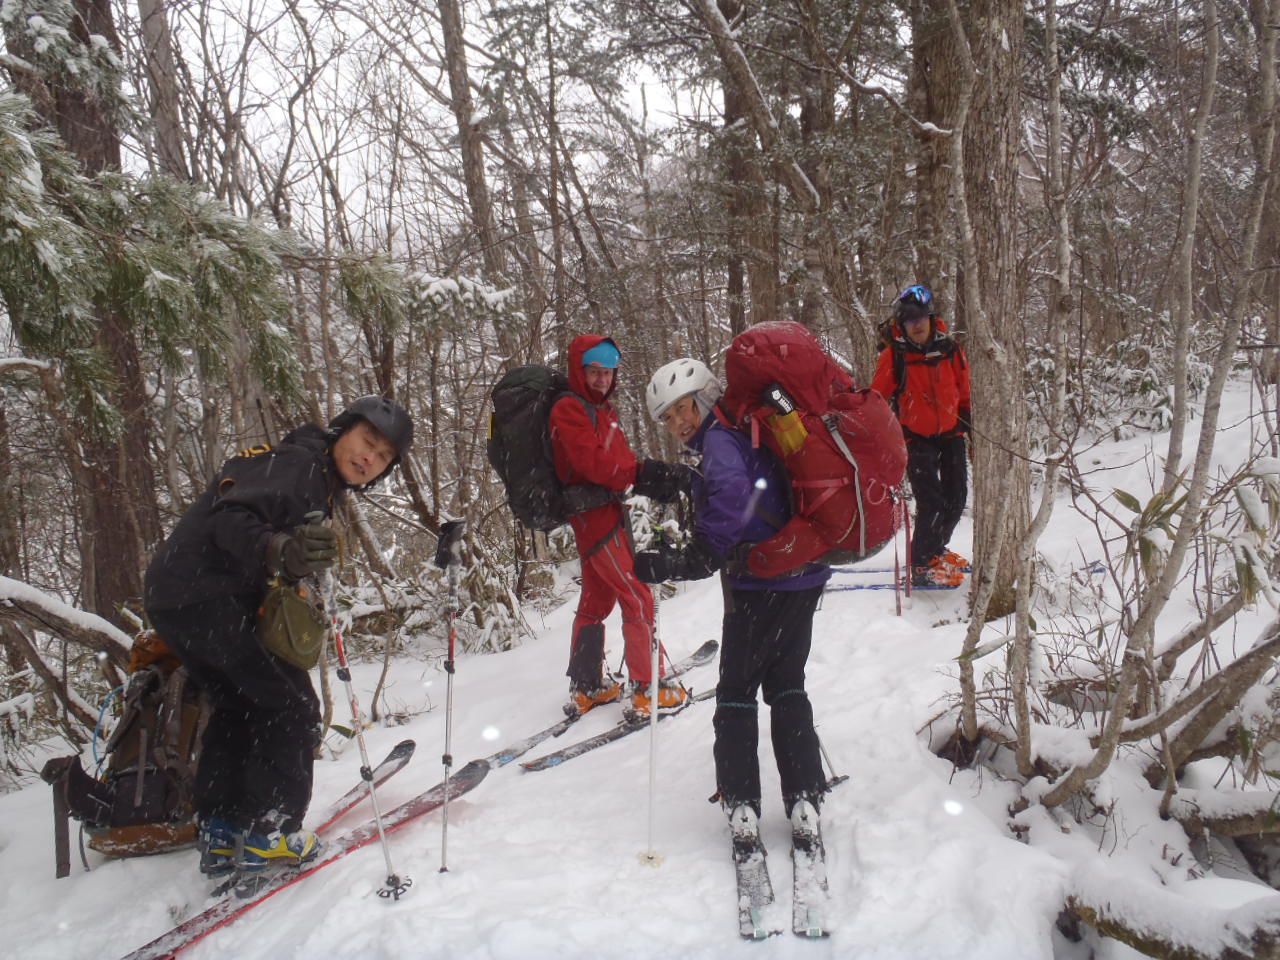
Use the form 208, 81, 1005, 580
257, 578, 328, 670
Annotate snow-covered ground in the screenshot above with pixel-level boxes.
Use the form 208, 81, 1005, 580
1, 378, 1276, 959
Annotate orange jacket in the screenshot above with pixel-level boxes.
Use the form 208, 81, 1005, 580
870, 318, 971, 439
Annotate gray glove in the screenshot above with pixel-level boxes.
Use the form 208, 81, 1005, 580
267, 522, 337, 581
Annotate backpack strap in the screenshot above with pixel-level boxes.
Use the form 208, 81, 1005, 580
891, 344, 907, 413
42, 757, 74, 878
822, 414, 868, 555
155, 669, 196, 792
554, 390, 599, 429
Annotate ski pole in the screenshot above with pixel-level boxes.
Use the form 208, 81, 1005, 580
893, 485, 906, 615
902, 484, 913, 600
310, 513, 411, 900
642, 582, 662, 866
816, 728, 849, 789
433, 519, 466, 874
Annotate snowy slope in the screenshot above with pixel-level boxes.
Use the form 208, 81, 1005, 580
1, 378, 1275, 959
0, 554, 1074, 960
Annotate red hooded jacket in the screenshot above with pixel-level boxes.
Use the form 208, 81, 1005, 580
870, 317, 971, 439
549, 335, 640, 546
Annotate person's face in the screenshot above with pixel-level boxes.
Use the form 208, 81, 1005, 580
903, 313, 932, 345
584, 365, 615, 396
659, 394, 703, 446
332, 419, 397, 486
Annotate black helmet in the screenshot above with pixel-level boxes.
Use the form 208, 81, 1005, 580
328, 396, 414, 485
894, 283, 934, 323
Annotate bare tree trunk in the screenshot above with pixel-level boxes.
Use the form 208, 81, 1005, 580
0, 407, 24, 681
956, 0, 1028, 625
1011, 0, 1073, 779
544, 2, 567, 350
717, 0, 775, 331
438, 0, 521, 361
908, 0, 961, 300
696, 0, 833, 331
137, 0, 190, 180
1163, 0, 1219, 492
82, 311, 157, 622
937, 0, 1028, 741
6, 0, 159, 626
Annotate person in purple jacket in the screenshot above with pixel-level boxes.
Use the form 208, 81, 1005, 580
634, 358, 831, 849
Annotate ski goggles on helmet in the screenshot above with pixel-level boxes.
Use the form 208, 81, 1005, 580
897, 284, 933, 310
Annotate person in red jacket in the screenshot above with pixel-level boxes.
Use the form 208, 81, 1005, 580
549, 334, 691, 718
871, 285, 972, 588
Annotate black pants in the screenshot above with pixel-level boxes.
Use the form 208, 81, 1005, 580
712, 585, 826, 815
907, 433, 968, 567
147, 595, 320, 832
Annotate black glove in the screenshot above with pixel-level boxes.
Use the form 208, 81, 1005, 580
634, 537, 721, 584
632, 459, 695, 504
267, 522, 337, 581
634, 546, 672, 584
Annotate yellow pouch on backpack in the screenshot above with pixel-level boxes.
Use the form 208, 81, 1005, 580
257, 578, 329, 670
766, 409, 809, 457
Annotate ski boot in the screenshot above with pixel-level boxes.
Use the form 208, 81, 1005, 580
911, 555, 963, 588
197, 816, 240, 878
564, 679, 623, 717
626, 678, 689, 721
239, 827, 323, 871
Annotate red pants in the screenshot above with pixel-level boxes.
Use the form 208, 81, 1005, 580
570, 527, 666, 686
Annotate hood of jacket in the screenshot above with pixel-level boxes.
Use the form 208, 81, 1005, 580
567, 334, 621, 404
889, 315, 957, 355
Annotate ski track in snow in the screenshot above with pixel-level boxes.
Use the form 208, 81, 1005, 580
2, 378, 1276, 959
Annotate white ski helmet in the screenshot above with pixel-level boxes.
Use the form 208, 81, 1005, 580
645, 358, 723, 421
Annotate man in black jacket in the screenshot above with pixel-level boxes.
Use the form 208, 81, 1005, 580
144, 397, 412, 878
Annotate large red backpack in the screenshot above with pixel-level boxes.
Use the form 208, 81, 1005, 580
720, 321, 908, 577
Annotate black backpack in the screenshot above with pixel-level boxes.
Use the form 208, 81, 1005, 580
41, 630, 207, 875
487, 365, 615, 531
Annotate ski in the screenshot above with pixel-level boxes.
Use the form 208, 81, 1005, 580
492, 639, 717, 767
486, 713, 579, 767
521, 688, 714, 772
730, 806, 781, 940
120, 760, 490, 960
514, 640, 721, 773
832, 563, 972, 575
827, 581, 958, 592
312, 738, 416, 834
790, 802, 830, 938
657, 637, 718, 678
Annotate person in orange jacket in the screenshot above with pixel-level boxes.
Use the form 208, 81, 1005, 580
870, 285, 972, 588
548, 334, 691, 717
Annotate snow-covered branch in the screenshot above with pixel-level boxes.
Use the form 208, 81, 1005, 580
1168, 789, 1280, 839
0, 576, 132, 665
1067, 858, 1280, 960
